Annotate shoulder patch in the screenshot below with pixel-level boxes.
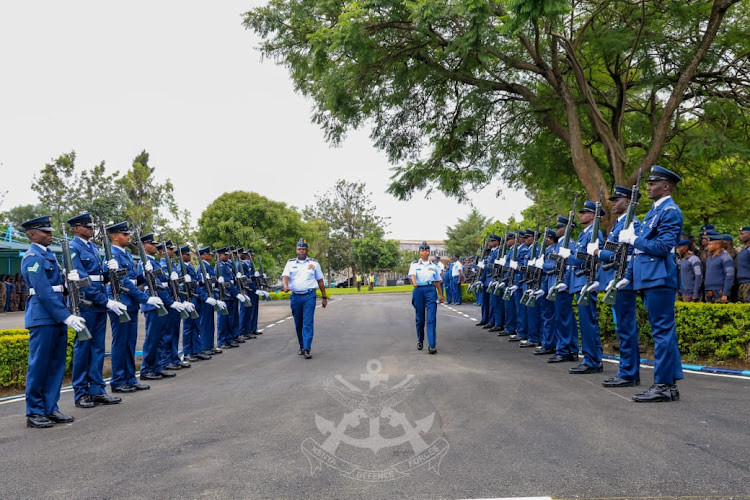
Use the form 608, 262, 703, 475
27, 262, 40, 273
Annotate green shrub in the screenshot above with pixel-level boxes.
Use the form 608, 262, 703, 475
0, 328, 76, 387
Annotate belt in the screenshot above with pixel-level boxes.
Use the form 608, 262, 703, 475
293, 289, 316, 295
29, 285, 63, 296
88, 275, 103, 282
416, 283, 433, 287
634, 249, 644, 255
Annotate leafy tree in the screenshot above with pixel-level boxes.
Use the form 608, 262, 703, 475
351, 227, 401, 275
445, 208, 491, 257
245, 0, 748, 208
1, 204, 45, 228
31, 151, 78, 233
197, 191, 307, 277
76, 161, 126, 226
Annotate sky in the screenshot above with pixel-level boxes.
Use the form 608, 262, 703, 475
0, 1, 532, 241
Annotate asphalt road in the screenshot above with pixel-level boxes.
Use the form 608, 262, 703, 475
1, 294, 749, 499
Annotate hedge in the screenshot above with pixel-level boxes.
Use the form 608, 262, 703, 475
461, 284, 750, 363
0, 328, 76, 387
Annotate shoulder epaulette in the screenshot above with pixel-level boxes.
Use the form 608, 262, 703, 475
288, 258, 296, 261
412, 259, 418, 264
663, 206, 677, 211
309, 258, 318, 262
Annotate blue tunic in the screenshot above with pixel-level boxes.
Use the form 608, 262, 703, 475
738, 246, 750, 284
704, 251, 735, 294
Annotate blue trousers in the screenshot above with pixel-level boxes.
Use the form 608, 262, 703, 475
642, 287, 683, 384
578, 293, 602, 367
290, 291, 317, 350
109, 309, 139, 388
503, 290, 517, 333
491, 291, 505, 328
159, 309, 181, 368
480, 286, 491, 323
183, 308, 201, 356
239, 299, 253, 336
444, 278, 452, 303
200, 301, 217, 351
412, 286, 437, 348
142, 309, 167, 374
249, 290, 259, 332
217, 299, 238, 346
451, 279, 462, 304
554, 291, 578, 356
525, 300, 540, 344
475, 288, 482, 305
513, 287, 526, 339
539, 293, 556, 350
26, 324, 67, 416
613, 290, 640, 382
72, 309, 107, 400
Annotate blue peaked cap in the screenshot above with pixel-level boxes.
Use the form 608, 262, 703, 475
66, 212, 93, 227
297, 238, 308, 248
647, 165, 682, 184
21, 215, 54, 232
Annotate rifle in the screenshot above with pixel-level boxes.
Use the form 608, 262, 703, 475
467, 239, 487, 294
520, 225, 540, 306
487, 234, 507, 295
134, 234, 168, 317
99, 219, 131, 323
175, 244, 200, 319
230, 248, 253, 308
546, 196, 578, 302
61, 235, 93, 341
576, 187, 604, 307
199, 255, 228, 315
602, 169, 643, 305
256, 255, 270, 291
523, 225, 550, 308
502, 226, 522, 301
162, 241, 189, 319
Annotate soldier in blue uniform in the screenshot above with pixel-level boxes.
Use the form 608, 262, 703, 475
107, 222, 162, 393
738, 227, 750, 303
519, 230, 541, 348
158, 240, 193, 371
547, 217, 580, 364
507, 231, 528, 343
67, 213, 125, 408
21, 216, 79, 427
703, 234, 735, 303
181, 245, 212, 360
443, 258, 453, 304
449, 254, 463, 305
500, 233, 519, 337
138, 236, 179, 381
476, 235, 500, 327
197, 247, 225, 355
593, 187, 642, 387
238, 248, 258, 340
533, 228, 559, 356
677, 239, 702, 302
619, 165, 684, 402
216, 247, 240, 349
282, 239, 328, 358
408, 241, 444, 354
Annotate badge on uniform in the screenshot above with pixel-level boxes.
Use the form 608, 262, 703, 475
27, 262, 40, 273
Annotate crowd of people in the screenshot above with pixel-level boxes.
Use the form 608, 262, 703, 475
0, 273, 29, 312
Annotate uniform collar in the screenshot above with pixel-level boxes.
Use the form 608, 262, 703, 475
113, 244, 126, 251
653, 195, 672, 207
418, 258, 431, 265
617, 213, 627, 222
296, 257, 309, 264
74, 235, 91, 245
32, 242, 49, 252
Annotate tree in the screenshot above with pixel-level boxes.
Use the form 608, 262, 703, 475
31, 151, 78, 233
245, 0, 749, 208
197, 191, 308, 277
351, 227, 401, 276
1, 204, 44, 228
77, 161, 127, 226
445, 208, 491, 257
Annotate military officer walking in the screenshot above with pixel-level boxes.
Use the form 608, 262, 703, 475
408, 241, 444, 354
21, 216, 79, 427
619, 165, 684, 402
282, 239, 327, 358
67, 213, 125, 408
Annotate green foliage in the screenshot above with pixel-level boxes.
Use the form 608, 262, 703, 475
1, 204, 44, 228
0, 329, 76, 387
445, 208, 490, 257
351, 227, 401, 272
31, 151, 78, 233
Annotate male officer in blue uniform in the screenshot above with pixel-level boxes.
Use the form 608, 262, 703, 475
703, 234, 735, 303
533, 229, 559, 355
507, 231, 528, 343
198, 247, 225, 355
444, 258, 453, 304
282, 239, 328, 358
476, 235, 499, 327
107, 222, 162, 393
500, 233, 519, 337
243, 249, 262, 335
138, 236, 179, 381
21, 216, 79, 427
216, 247, 240, 349
67, 213, 126, 408
449, 254, 463, 305
180, 245, 212, 359
592, 187, 642, 386
408, 241, 445, 354
619, 165, 684, 402
158, 240, 193, 371
677, 239, 702, 302
738, 227, 750, 303
565, 200, 605, 374
238, 248, 258, 340
547, 217, 580, 363
519, 230, 542, 348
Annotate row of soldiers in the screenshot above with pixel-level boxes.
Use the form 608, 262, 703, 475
20, 212, 268, 428
470, 165, 686, 403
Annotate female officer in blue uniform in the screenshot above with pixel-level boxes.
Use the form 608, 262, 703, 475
21, 216, 86, 428
408, 241, 445, 354
619, 165, 684, 402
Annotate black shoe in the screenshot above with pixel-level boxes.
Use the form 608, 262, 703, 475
27, 414, 54, 428
488, 327, 502, 332
670, 385, 680, 401
195, 353, 212, 360
496, 330, 512, 337
417, 342, 423, 350
237, 334, 249, 341
428, 347, 437, 354
547, 353, 578, 363
132, 382, 151, 390
602, 377, 640, 388
184, 354, 200, 362
75, 395, 96, 409
304, 350, 312, 359
177, 361, 191, 368
482, 324, 494, 330
164, 363, 182, 371
298, 349, 304, 355
247, 334, 257, 339
508, 335, 522, 342
533, 348, 555, 356
210, 348, 223, 354
140, 372, 163, 380
475, 322, 487, 327
519, 341, 539, 348
568, 363, 603, 374
90, 393, 122, 405
158, 370, 176, 378
632, 384, 676, 403
230, 341, 239, 348
111, 385, 136, 393
218, 344, 233, 349
46, 411, 75, 424
252, 330, 262, 335
235, 337, 247, 343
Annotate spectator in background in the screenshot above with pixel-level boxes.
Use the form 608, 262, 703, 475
737, 226, 750, 303
703, 234, 735, 304
0, 275, 6, 313
6, 277, 16, 311
677, 239, 702, 302
18, 278, 29, 311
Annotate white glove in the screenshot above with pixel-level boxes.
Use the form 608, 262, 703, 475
557, 247, 571, 259
586, 281, 600, 292
64, 315, 87, 332
67, 270, 80, 281
170, 271, 179, 281
146, 296, 164, 307
619, 225, 637, 245
509, 260, 518, 270
183, 274, 192, 283
254, 271, 260, 277
508, 285, 518, 293
144, 261, 153, 272
615, 278, 630, 290
184, 302, 196, 313
262, 273, 268, 279
477, 261, 485, 269
107, 259, 118, 271
501, 256, 508, 266
106, 299, 127, 316
554, 282, 568, 292
170, 301, 186, 312
218, 276, 225, 284
586, 242, 599, 256
236, 272, 243, 280
533, 256, 545, 268
236, 294, 247, 303
534, 289, 546, 298
255, 290, 264, 296
217, 300, 227, 310
206, 297, 218, 306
